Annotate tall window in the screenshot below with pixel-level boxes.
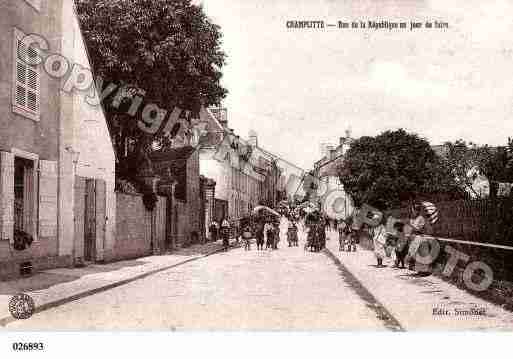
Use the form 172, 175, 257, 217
12, 28, 40, 121
14, 157, 36, 236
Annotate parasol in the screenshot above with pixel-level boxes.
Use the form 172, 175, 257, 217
252, 205, 281, 218
421, 201, 439, 224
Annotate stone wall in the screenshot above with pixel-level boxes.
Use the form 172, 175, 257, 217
112, 193, 166, 261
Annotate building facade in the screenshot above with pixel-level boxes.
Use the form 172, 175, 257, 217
0, 1, 116, 278
151, 146, 203, 248
311, 131, 354, 217
198, 107, 301, 236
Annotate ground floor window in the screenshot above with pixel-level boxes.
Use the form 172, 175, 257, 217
14, 157, 36, 236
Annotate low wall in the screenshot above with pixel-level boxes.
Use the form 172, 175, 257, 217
173, 200, 189, 248
113, 192, 166, 261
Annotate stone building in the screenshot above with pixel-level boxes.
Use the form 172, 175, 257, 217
199, 108, 266, 229
198, 107, 304, 236
151, 146, 203, 248
311, 130, 354, 217
0, 1, 116, 278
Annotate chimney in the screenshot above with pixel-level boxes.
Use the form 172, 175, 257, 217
248, 130, 258, 147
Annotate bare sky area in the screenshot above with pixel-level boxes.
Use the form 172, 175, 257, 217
200, 0, 513, 169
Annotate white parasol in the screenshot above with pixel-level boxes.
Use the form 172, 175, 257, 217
421, 201, 439, 224
252, 205, 281, 218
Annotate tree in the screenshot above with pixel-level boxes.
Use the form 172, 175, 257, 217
75, 0, 227, 182
439, 140, 482, 198
475, 145, 512, 200
338, 129, 462, 211
438, 139, 513, 199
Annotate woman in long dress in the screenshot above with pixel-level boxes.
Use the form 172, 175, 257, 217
372, 217, 387, 267
220, 218, 231, 251
264, 220, 274, 249
406, 203, 428, 272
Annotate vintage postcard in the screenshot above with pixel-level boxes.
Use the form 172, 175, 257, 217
1, 0, 513, 348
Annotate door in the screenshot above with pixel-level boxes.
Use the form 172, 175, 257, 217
73, 176, 86, 260
215, 199, 228, 222
95, 179, 106, 261
84, 179, 96, 262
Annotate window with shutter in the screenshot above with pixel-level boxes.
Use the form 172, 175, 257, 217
12, 28, 40, 121
14, 157, 37, 239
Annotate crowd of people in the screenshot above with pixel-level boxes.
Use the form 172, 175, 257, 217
370, 203, 429, 272
208, 212, 308, 252
207, 202, 431, 277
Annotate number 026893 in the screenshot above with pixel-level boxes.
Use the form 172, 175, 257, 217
12, 342, 44, 351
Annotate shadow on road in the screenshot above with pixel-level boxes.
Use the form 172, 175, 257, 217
170, 241, 236, 257
0, 259, 148, 296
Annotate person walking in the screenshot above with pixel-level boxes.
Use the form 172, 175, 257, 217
287, 221, 298, 247
209, 220, 218, 243
372, 217, 387, 267
264, 220, 274, 250
255, 219, 265, 250
273, 221, 280, 249
338, 220, 347, 251
242, 224, 253, 251
347, 216, 359, 252
407, 203, 427, 271
317, 221, 326, 250
220, 217, 231, 251
393, 221, 408, 268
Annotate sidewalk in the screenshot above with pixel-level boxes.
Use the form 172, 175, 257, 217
0, 240, 234, 327
325, 230, 513, 331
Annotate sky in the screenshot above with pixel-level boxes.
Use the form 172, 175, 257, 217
199, 0, 513, 170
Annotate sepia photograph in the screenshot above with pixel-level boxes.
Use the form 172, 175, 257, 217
1, 0, 513, 355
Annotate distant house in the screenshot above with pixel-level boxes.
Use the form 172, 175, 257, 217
0, 1, 116, 278
310, 132, 354, 217
150, 146, 202, 248
197, 107, 302, 234
431, 144, 504, 199
199, 108, 266, 225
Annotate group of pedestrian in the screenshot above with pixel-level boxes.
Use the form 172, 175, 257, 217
337, 218, 358, 252
264, 219, 280, 250
304, 213, 327, 252
242, 216, 283, 250
371, 203, 428, 271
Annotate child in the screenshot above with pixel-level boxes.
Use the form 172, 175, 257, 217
287, 221, 298, 247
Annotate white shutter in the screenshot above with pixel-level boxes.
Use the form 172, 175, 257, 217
12, 28, 40, 120
0, 152, 15, 242
38, 160, 58, 238
26, 66, 39, 113
15, 39, 28, 109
